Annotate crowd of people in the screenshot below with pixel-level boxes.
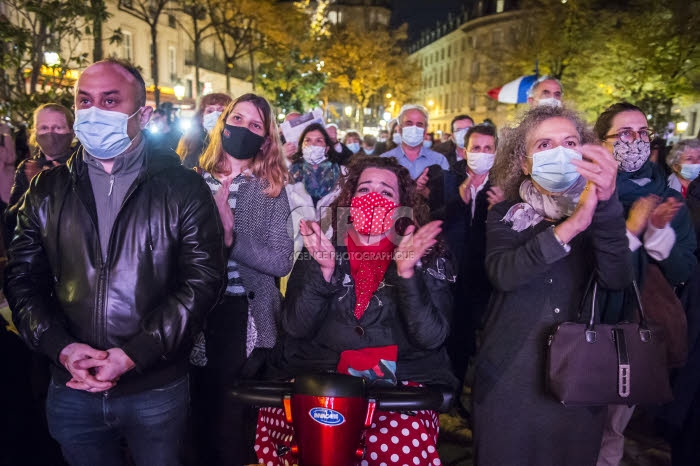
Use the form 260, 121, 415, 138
1, 59, 699, 466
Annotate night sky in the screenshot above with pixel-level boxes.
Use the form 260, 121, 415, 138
391, 0, 465, 41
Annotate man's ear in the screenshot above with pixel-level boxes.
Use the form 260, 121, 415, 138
139, 106, 154, 129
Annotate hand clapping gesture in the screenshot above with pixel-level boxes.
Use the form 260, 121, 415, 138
300, 220, 336, 282
394, 220, 442, 278
571, 144, 618, 201
214, 176, 234, 247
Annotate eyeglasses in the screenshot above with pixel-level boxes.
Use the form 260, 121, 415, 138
604, 129, 655, 143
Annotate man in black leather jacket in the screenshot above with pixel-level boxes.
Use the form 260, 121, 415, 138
3, 58, 226, 466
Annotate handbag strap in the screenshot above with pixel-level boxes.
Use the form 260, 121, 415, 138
586, 278, 650, 335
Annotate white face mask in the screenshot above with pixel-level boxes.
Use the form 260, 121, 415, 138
74, 106, 141, 160
453, 128, 469, 149
401, 126, 425, 147
392, 132, 402, 145
537, 97, 562, 108
202, 111, 222, 133
467, 152, 495, 175
302, 145, 327, 165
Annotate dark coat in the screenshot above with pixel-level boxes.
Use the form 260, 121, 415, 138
4, 141, 226, 396
473, 194, 632, 466
267, 246, 459, 389
656, 177, 700, 434
4, 150, 74, 245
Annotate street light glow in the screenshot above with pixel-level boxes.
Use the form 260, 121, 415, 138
428, 100, 434, 107
173, 84, 185, 100
344, 105, 353, 117
44, 52, 60, 66
677, 121, 689, 132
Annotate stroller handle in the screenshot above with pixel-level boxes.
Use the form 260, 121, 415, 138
230, 379, 455, 413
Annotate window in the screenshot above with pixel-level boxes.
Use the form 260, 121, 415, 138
446, 64, 450, 84
441, 48, 445, 60
122, 31, 133, 62
328, 10, 343, 24
440, 69, 443, 86
497, 0, 505, 12
120, 0, 132, 8
493, 29, 503, 45
168, 46, 176, 82
471, 61, 480, 80
168, 13, 176, 28
469, 93, 477, 110
448, 45, 451, 58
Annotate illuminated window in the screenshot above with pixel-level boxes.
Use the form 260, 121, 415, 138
497, 0, 505, 12
122, 31, 133, 62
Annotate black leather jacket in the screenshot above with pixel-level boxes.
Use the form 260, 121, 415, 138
4, 141, 226, 395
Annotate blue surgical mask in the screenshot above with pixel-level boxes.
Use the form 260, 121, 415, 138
422, 140, 433, 149
74, 106, 141, 160
392, 132, 402, 145
680, 163, 700, 181
529, 146, 582, 193
202, 111, 222, 133
364, 147, 375, 155
347, 142, 361, 154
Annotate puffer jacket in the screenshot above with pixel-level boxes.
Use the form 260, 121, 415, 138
4, 141, 226, 396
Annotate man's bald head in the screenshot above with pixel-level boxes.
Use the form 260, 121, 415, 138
78, 58, 146, 109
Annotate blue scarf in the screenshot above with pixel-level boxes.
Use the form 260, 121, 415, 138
289, 160, 340, 204
616, 161, 667, 212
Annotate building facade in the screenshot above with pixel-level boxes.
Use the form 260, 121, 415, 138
408, 0, 525, 134
90, 0, 253, 110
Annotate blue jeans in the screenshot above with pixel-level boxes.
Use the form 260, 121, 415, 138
46, 376, 189, 466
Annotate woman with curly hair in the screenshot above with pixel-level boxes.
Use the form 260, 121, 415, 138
191, 93, 293, 465
473, 106, 632, 465
256, 155, 458, 465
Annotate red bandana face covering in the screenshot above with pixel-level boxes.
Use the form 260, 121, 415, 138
349, 191, 399, 236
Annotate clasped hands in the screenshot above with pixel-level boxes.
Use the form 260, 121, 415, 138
59, 342, 135, 392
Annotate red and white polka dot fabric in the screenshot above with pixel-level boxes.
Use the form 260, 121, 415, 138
349, 191, 399, 236
254, 406, 441, 466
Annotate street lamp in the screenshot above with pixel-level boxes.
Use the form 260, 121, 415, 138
174, 84, 185, 101
344, 105, 353, 117
677, 121, 689, 133
385, 93, 392, 99
427, 100, 435, 107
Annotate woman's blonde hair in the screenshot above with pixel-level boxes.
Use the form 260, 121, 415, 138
491, 106, 595, 201
199, 93, 287, 197
28, 103, 74, 149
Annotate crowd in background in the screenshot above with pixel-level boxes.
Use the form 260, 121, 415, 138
1, 61, 700, 466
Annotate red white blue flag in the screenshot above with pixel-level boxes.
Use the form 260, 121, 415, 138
487, 74, 538, 104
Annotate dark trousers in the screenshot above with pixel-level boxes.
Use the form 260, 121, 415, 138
46, 376, 189, 466
191, 294, 257, 466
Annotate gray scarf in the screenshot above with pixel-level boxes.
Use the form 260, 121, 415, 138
502, 176, 586, 232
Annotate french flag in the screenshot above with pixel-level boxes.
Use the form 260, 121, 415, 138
487, 74, 538, 104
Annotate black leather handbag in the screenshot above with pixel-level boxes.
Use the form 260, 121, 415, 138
546, 279, 673, 407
